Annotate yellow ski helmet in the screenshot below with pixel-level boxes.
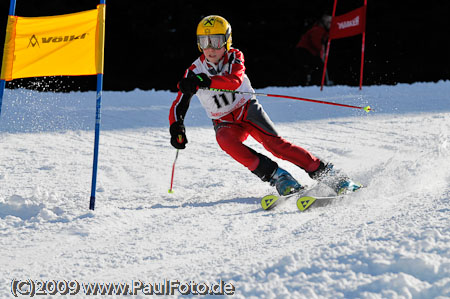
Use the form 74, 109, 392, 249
196, 15, 232, 52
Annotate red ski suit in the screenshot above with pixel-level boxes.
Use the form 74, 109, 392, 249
296, 24, 329, 58
169, 48, 320, 174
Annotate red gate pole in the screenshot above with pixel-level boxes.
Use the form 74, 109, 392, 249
359, 0, 367, 90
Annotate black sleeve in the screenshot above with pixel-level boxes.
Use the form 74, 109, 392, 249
176, 70, 199, 122
175, 93, 193, 123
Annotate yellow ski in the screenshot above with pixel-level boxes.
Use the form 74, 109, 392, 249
261, 195, 279, 210
297, 195, 338, 211
261, 190, 306, 211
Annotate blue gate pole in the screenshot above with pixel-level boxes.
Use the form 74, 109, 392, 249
0, 81, 6, 117
89, 0, 106, 210
0, 0, 17, 117
89, 73, 103, 210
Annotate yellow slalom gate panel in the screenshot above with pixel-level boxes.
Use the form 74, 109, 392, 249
1, 5, 106, 81
0, 16, 17, 80
96, 4, 106, 74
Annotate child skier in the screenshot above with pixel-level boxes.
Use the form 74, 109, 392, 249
169, 15, 360, 196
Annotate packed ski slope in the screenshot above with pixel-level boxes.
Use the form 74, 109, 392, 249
0, 81, 449, 298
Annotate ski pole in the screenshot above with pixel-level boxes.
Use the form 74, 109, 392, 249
168, 149, 179, 193
168, 134, 184, 193
202, 88, 371, 112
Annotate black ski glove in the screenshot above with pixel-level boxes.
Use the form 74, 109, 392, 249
170, 121, 187, 149
178, 73, 211, 95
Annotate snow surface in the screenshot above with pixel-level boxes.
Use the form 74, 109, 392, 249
0, 81, 449, 298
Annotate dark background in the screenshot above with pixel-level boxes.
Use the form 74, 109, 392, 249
1, 0, 449, 92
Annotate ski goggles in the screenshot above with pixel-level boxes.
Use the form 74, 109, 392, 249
197, 34, 227, 50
